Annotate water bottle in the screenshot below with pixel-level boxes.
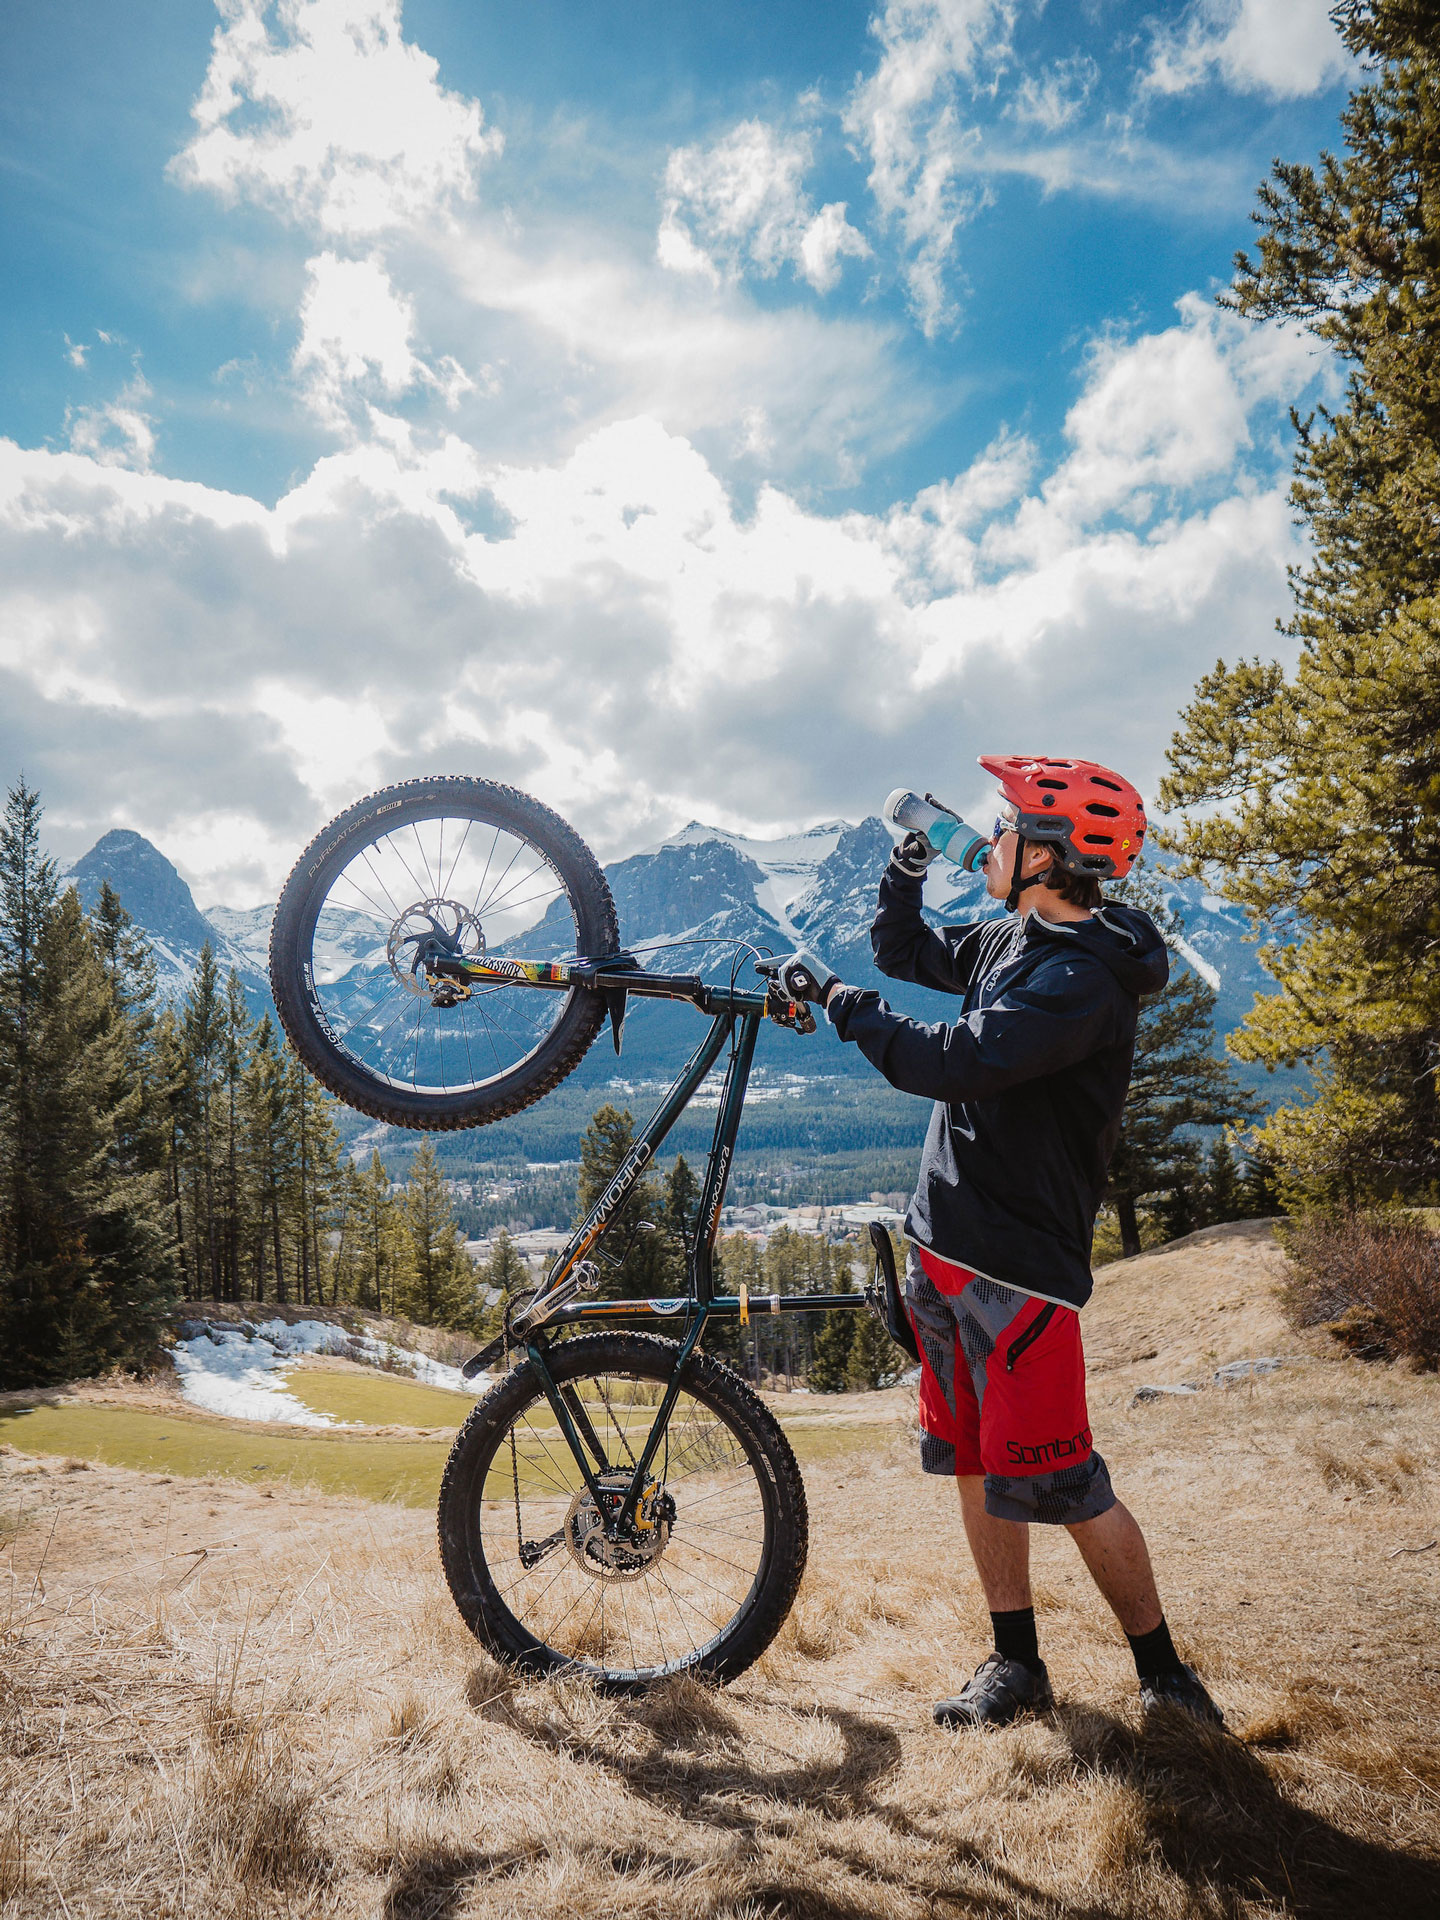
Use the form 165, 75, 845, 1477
883, 790, 990, 872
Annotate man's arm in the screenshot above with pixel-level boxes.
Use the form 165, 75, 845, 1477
826, 963, 1117, 1104
871, 863, 989, 995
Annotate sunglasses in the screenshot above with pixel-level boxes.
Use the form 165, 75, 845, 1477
991, 812, 1019, 842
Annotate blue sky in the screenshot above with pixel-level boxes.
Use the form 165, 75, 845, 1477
0, 1, 1353, 901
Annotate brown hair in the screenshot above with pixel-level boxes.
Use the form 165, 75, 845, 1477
1039, 844, 1103, 912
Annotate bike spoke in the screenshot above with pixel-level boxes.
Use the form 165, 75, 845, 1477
309, 807, 586, 1098
476, 1369, 771, 1680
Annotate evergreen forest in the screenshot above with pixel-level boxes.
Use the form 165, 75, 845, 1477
0, 781, 487, 1390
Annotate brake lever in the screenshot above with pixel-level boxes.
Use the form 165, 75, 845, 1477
763, 979, 816, 1035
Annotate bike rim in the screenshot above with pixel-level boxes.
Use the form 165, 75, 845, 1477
477, 1369, 771, 1681
301, 806, 584, 1099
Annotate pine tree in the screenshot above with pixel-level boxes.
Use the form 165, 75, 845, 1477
84, 882, 180, 1358
219, 971, 250, 1303
180, 944, 226, 1299
1160, 1, 1440, 1205
1104, 872, 1260, 1256
845, 1301, 908, 1392
349, 1150, 402, 1316
712, 1230, 762, 1372
808, 1264, 858, 1392
283, 1045, 343, 1309
239, 1016, 293, 1302
0, 783, 178, 1387
1201, 1138, 1247, 1225
478, 1228, 528, 1342
398, 1139, 474, 1328
662, 1153, 701, 1287
575, 1104, 668, 1299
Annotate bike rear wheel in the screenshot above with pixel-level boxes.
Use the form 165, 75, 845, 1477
269, 777, 619, 1129
438, 1332, 808, 1690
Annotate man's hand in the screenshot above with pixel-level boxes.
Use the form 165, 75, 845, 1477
774, 952, 841, 1007
890, 830, 937, 877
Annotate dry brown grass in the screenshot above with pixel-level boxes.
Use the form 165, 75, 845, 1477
2, 1223, 1438, 1919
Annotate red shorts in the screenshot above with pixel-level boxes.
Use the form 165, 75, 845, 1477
906, 1244, 1115, 1526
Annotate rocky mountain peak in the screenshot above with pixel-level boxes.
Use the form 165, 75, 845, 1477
67, 829, 215, 953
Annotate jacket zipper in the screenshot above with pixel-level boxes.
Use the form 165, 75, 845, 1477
1005, 1302, 1056, 1372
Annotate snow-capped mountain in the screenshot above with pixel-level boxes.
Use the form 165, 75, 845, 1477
64, 814, 1281, 1094
66, 831, 271, 1015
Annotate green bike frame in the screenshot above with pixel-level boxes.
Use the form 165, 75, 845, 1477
453, 953, 872, 1535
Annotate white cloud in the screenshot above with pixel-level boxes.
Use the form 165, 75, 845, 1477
5, 1, 1340, 903
798, 202, 872, 294
291, 250, 472, 427
1009, 56, 1097, 133
1145, 0, 1351, 99
3, 296, 1326, 899
659, 120, 869, 294
293, 252, 422, 410
172, 0, 502, 236
842, 0, 1012, 335
65, 375, 158, 471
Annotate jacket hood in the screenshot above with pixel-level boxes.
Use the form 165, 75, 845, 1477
1030, 902, 1169, 996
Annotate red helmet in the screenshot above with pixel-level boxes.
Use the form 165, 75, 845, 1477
978, 755, 1146, 880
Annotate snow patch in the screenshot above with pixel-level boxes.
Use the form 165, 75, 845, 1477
172, 1317, 486, 1426
1175, 937, 1221, 991
655, 820, 849, 936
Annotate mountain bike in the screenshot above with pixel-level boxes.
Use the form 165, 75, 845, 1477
269, 776, 906, 1690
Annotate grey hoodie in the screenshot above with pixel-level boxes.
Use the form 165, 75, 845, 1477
826, 864, 1169, 1307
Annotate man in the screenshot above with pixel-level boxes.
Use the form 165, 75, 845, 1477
774, 754, 1222, 1730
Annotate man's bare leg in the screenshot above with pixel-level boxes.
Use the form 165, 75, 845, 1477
1065, 1500, 1163, 1635
956, 1474, 1031, 1609
957, 1479, 1163, 1631
935, 1478, 1051, 1726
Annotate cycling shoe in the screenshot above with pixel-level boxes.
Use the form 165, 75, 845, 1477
1140, 1663, 1225, 1726
933, 1653, 1053, 1729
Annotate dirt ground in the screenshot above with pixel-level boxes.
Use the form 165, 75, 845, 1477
2, 1221, 1438, 1918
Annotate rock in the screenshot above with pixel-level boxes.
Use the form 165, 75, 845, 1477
1213, 1356, 1288, 1387
1130, 1382, 1200, 1406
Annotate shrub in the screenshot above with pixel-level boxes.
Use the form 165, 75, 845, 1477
1281, 1211, 1440, 1369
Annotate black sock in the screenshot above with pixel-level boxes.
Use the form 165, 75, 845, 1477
1127, 1617, 1184, 1681
991, 1606, 1043, 1675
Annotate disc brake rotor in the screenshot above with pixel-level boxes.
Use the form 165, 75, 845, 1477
564, 1471, 674, 1583
386, 897, 486, 1003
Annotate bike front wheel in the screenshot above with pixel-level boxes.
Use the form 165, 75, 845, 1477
269, 777, 619, 1129
437, 1333, 809, 1690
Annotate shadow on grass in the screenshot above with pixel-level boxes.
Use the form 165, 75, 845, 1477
515, 1677, 907, 1829
382, 1844, 541, 1920
1055, 1702, 1440, 1920
383, 1676, 1440, 1920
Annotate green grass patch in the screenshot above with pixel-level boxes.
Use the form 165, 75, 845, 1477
279, 1367, 478, 1430
0, 1404, 450, 1507
0, 1391, 900, 1507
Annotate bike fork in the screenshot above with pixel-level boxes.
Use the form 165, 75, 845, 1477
525, 1306, 711, 1535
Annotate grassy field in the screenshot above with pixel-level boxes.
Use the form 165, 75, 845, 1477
2, 1221, 1438, 1919
0, 1360, 903, 1498
278, 1366, 479, 1430
0, 1403, 454, 1507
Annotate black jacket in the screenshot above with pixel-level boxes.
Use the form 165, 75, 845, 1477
826, 866, 1169, 1307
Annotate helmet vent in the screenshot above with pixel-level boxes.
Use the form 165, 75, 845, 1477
1037, 778, 1069, 790
1081, 832, 1114, 846
1090, 775, 1123, 792
1084, 801, 1119, 818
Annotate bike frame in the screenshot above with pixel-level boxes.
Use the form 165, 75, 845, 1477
453, 954, 872, 1534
